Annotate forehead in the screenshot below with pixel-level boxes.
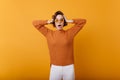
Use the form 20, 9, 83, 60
56, 15, 64, 19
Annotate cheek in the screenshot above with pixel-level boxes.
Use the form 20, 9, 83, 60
55, 22, 57, 26
55, 22, 58, 27
61, 22, 64, 25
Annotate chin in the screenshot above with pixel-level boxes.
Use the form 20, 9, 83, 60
56, 27, 63, 30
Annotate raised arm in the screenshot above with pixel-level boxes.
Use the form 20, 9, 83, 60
32, 20, 53, 36
67, 18, 87, 37
73, 19, 86, 28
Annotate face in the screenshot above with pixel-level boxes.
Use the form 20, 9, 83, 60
55, 14, 64, 30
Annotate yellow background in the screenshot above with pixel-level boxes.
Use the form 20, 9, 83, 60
0, 0, 120, 80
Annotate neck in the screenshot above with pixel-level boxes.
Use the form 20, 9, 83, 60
57, 29, 63, 31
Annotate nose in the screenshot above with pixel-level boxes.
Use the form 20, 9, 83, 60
55, 19, 64, 23
59, 21, 62, 23
56, 20, 62, 23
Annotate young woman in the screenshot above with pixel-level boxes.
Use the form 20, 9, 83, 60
32, 11, 86, 80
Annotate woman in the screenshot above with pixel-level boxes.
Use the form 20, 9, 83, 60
32, 11, 86, 80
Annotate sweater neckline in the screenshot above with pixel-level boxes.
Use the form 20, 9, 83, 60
56, 29, 64, 32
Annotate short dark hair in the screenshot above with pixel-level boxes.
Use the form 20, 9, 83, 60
52, 11, 68, 27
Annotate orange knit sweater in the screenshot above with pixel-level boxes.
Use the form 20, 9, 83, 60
33, 19, 86, 66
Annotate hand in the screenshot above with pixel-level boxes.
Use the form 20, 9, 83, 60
47, 19, 53, 24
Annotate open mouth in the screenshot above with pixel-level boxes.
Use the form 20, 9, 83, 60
58, 25, 61, 27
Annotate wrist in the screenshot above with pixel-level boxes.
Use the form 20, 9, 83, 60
47, 20, 51, 24
47, 19, 53, 24
66, 20, 74, 23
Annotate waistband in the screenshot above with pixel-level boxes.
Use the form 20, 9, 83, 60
51, 64, 74, 68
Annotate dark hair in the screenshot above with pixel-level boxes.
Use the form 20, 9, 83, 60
52, 11, 68, 27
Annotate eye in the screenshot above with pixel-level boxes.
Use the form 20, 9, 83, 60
60, 19, 64, 22
55, 19, 58, 22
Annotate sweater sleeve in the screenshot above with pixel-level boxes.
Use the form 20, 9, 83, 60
67, 19, 86, 37
32, 20, 51, 37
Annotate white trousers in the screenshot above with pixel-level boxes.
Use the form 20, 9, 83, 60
49, 64, 75, 80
